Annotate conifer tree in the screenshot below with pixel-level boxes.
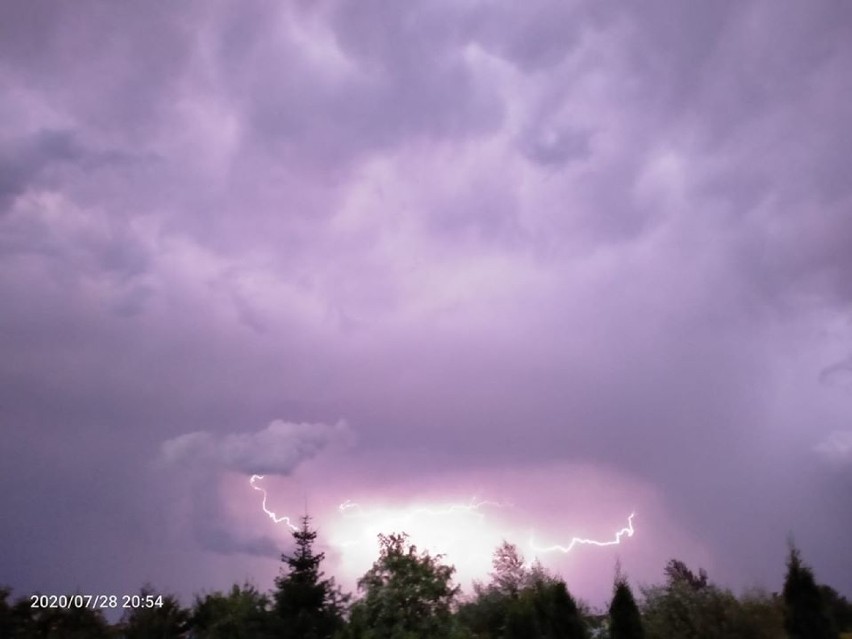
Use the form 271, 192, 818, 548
273, 515, 346, 639
543, 580, 589, 639
782, 544, 838, 639
609, 569, 644, 639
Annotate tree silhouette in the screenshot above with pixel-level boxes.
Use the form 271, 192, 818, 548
491, 540, 528, 598
819, 584, 852, 634
121, 587, 190, 639
540, 579, 588, 639
663, 559, 708, 591
609, 568, 644, 639
347, 532, 460, 638
272, 514, 346, 639
504, 596, 539, 639
642, 562, 744, 639
782, 543, 838, 639
192, 582, 273, 638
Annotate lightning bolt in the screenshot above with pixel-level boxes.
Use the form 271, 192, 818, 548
251, 480, 637, 561
529, 512, 636, 554
249, 474, 298, 531
338, 499, 360, 514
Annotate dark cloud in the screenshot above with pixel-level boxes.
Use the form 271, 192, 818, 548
160, 420, 352, 476
0, 129, 81, 212
1, 0, 851, 604
157, 420, 351, 561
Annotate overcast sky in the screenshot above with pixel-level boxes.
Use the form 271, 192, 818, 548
1, 0, 851, 606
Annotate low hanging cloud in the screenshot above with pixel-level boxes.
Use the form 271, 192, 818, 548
157, 419, 352, 558
161, 419, 353, 476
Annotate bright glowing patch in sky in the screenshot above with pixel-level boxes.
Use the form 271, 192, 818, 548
247, 476, 637, 584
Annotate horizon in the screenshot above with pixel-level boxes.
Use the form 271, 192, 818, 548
1, 0, 851, 612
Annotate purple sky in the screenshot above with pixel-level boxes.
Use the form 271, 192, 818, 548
2, 0, 851, 606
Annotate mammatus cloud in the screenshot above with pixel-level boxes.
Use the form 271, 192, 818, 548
160, 419, 353, 475
1, 0, 851, 605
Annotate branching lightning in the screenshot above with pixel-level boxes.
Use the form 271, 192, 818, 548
250, 479, 637, 563
249, 474, 298, 531
529, 512, 636, 554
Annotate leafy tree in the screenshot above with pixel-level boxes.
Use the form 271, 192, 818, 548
783, 544, 838, 639
457, 584, 507, 638
39, 606, 114, 639
0, 587, 43, 638
33, 605, 113, 639
121, 586, 190, 639
609, 570, 644, 639
663, 560, 708, 591
503, 596, 539, 639
192, 582, 272, 638
493, 574, 588, 639
642, 561, 744, 639
641, 565, 785, 639
491, 541, 528, 598
819, 585, 852, 633
0, 587, 15, 637
1, 588, 112, 639
459, 541, 531, 637
347, 532, 460, 639
536, 578, 588, 639
458, 543, 587, 639
458, 542, 530, 638
732, 588, 784, 639
272, 514, 347, 639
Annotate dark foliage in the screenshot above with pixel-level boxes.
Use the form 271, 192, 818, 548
0, 532, 848, 638
272, 515, 347, 639
4, 590, 113, 639
346, 532, 460, 638
192, 583, 273, 638
783, 544, 838, 639
121, 587, 190, 639
609, 575, 644, 639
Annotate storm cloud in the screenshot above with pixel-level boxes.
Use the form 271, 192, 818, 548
161, 420, 352, 475
1, 0, 851, 603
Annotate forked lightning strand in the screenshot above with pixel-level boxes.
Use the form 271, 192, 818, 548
530, 512, 636, 554
249, 475, 298, 531
251, 480, 637, 559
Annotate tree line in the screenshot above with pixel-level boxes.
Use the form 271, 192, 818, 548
2, 516, 850, 638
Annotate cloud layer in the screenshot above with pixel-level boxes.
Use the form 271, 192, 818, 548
161, 419, 351, 475
1, 0, 851, 602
